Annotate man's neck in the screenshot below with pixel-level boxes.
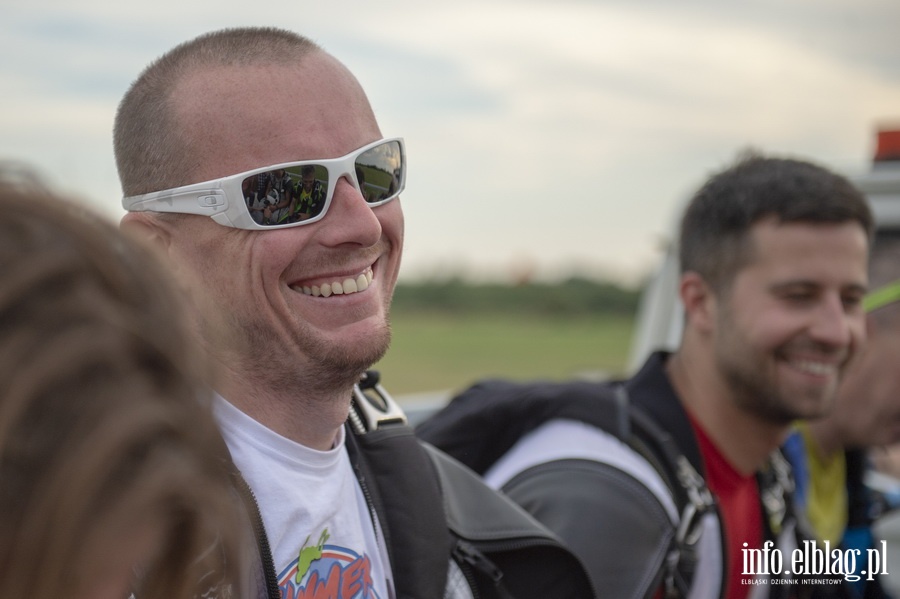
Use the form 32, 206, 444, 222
666, 348, 789, 476
218, 374, 353, 451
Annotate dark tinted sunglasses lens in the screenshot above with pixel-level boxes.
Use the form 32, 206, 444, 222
355, 141, 404, 204
241, 166, 329, 227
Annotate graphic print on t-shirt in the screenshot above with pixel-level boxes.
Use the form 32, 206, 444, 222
278, 528, 381, 599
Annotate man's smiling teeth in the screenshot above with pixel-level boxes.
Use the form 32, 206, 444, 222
792, 360, 836, 376
297, 267, 373, 298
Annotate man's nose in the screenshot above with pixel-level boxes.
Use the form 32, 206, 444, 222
809, 294, 855, 348
316, 176, 381, 247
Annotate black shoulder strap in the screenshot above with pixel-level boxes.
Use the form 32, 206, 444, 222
345, 374, 451, 599
615, 386, 718, 596
349, 372, 595, 599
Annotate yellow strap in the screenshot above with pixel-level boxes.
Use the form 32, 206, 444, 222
863, 280, 900, 312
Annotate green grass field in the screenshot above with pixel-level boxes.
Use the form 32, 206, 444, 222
373, 312, 636, 397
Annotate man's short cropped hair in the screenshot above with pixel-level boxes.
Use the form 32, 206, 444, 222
114, 27, 321, 197
679, 151, 874, 292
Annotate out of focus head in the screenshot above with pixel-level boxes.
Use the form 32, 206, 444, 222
676, 152, 872, 425
0, 166, 248, 598
824, 238, 900, 450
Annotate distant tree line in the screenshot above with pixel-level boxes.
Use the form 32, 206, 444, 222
391, 276, 642, 317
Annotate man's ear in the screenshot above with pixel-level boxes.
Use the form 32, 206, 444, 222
121, 212, 196, 300
120, 212, 189, 284
679, 271, 717, 334
120, 212, 172, 253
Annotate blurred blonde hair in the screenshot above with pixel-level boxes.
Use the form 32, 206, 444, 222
0, 166, 250, 598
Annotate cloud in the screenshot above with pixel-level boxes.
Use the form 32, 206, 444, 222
1, 0, 898, 282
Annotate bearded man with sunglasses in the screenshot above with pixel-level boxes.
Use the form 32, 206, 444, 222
115, 27, 592, 599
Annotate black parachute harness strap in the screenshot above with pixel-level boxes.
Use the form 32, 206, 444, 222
624, 382, 795, 597
759, 449, 794, 538
347, 371, 596, 599
348, 370, 408, 433
345, 370, 452, 599
613, 385, 719, 599
347, 370, 523, 598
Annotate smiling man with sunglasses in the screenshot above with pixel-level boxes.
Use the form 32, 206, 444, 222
114, 27, 592, 599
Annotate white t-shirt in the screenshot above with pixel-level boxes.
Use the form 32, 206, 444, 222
214, 396, 394, 599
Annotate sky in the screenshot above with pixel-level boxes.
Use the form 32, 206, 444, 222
2, 0, 899, 285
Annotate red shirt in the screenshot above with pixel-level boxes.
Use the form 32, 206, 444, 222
689, 415, 763, 599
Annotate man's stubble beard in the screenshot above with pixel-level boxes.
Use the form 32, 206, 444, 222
717, 353, 799, 426
233, 308, 393, 397
714, 306, 837, 426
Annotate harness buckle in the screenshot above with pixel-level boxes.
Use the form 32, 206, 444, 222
349, 370, 408, 434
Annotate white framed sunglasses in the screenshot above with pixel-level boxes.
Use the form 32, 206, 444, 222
122, 137, 405, 230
